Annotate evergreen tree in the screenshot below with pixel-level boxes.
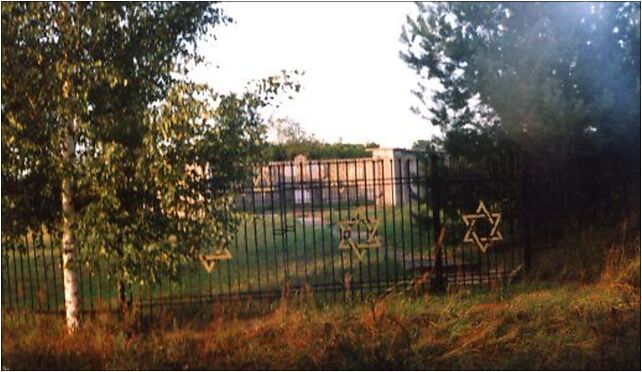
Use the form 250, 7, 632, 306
401, 2, 640, 214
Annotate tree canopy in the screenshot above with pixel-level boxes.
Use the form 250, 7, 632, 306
401, 2, 640, 158
1, 2, 297, 290
401, 2, 640, 212
264, 117, 379, 161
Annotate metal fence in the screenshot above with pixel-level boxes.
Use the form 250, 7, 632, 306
1, 152, 527, 316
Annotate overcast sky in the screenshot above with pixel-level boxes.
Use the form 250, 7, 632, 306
190, 2, 440, 148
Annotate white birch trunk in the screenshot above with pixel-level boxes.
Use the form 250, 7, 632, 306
62, 121, 80, 331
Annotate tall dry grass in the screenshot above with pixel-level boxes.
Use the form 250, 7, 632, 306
2, 212, 640, 370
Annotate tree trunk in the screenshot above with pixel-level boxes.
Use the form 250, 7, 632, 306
62, 121, 80, 331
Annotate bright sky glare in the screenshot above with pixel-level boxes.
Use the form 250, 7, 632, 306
190, 2, 440, 149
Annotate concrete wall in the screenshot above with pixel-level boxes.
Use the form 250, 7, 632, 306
241, 148, 421, 209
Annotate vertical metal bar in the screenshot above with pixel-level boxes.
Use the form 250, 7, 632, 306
502, 154, 511, 277
422, 159, 432, 273
7, 242, 20, 311
406, 159, 416, 286
335, 162, 347, 302
371, 160, 382, 295
24, 232, 42, 310
442, 212, 451, 288
217, 225, 225, 303
86, 240, 95, 313
233, 222, 242, 300
485, 157, 492, 286
224, 203, 233, 304
315, 161, 328, 299
344, 161, 356, 301
352, 159, 364, 301
7, 245, 14, 311
128, 282, 134, 321
19, 235, 33, 312
93, 233, 103, 312
166, 269, 173, 313
389, 158, 399, 285
222, 219, 231, 303
11, 240, 20, 310
195, 235, 204, 303
38, 226, 55, 311
75, 234, 86, 316
509, 153, 517, 272
209, 235, 216, 300
28, 233, 43, 312
380, 159, 391, 291
414, 158, 425, 288
46, 227, 60, 312
184, 236, 193, 306
148, 279, 153, 322
440, 158, 450, 287
362, 159, 373, 296
34, 232, 49, 311
137, 282, 143, 324
492, 156, 499, 285
268, 165, 281, 294
445, 215, 455, 288
461, 193, 469, 287
298, 162, 309, 289
3, 242, 12, 311
157, 266, 164, 316
471, 159, 480, 287
23, 235, 34, 312
278, 164, 290, 286
521, 151, 533, 272
250, 175, 263, 302
475, 160, 486, 288
497, 155, 504, 283
259, 167, 271, 299
289, 161, 299, 286
137, 281, 144, 321
308, 161, 320, 295
430, 153, 445, 291
412, 159, 423, 286
397, 159, 408, 285
467, 193, 475, 287
10, 241, 18, 311
325, 162, 337, 302
241, 192, 253, 298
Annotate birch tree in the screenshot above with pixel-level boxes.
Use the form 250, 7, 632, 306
2, 2, 297, 330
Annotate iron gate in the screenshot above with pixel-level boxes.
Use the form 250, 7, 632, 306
1, 152, 527, 315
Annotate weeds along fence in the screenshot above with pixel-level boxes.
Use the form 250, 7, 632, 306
2, 152, 528, 317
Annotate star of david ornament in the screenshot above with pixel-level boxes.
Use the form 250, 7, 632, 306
461, 200, 503, 253
337, 208, 381, 262
199, 248, 233, 273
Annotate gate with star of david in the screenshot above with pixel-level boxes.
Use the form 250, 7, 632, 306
2, 151, 529, 317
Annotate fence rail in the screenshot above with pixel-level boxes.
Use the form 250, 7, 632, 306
2, 152, 526, 317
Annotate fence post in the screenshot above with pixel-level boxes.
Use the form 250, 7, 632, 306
520, 151, 533, 273
430, 153, 446, 292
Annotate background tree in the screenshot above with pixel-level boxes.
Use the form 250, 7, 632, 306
265, 117, 378, 161
401, 2, 640, 217
270, 117, 317, 144
1, 2, 297, 330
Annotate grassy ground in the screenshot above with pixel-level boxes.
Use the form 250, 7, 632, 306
2, 279, 639, 370
2, 216, 639, 370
